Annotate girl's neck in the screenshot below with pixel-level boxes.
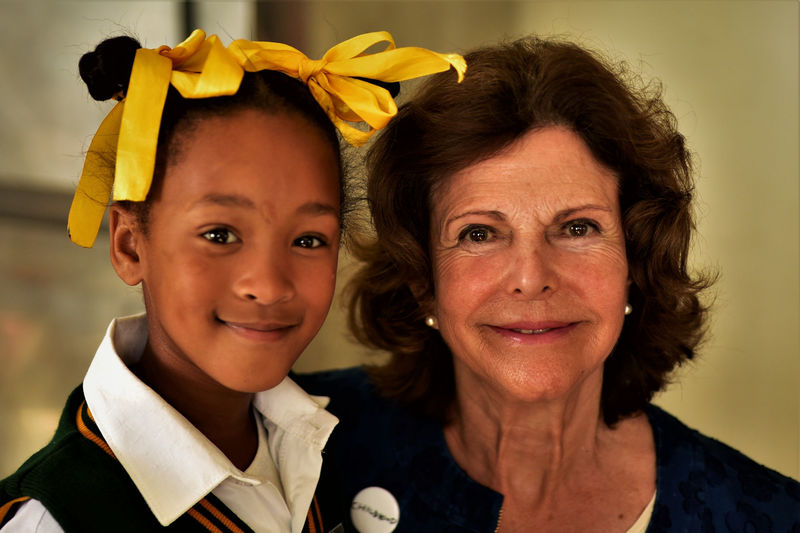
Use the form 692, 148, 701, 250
131, 343, 258, 471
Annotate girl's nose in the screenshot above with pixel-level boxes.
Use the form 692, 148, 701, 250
233, 249, 296, 305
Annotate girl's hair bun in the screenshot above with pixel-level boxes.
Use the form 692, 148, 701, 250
79, 36, 141, 101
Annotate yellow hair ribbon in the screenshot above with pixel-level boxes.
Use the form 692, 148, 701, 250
228, 31, 466, 145
67, 101, 124, 246
68, 30, 466, 247
114, 32, 242, 202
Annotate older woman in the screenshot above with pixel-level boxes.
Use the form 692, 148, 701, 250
296, 37, 800, 532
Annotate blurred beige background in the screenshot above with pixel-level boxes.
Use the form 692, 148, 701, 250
0, 1, 797, 482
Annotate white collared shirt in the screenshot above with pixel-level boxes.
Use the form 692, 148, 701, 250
2, 314, 338, 533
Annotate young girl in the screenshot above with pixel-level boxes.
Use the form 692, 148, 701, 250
0, 30, 464, 533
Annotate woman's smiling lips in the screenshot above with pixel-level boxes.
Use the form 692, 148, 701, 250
487, 321, 579, 343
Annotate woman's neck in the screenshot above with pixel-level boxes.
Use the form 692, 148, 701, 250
131, 343, 258, 471
444, 364, 613, 501
443, 363, 656, 531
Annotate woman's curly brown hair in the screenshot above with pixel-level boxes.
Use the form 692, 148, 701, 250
347, 36, 714, 426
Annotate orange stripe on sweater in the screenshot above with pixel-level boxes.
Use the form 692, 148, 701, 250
187, 508, 225, 533
198, 499, 247, 533
306, 505, 318, 533
313, 494, 323, 532
75, 401, 115, 458
0, 497, 30, 524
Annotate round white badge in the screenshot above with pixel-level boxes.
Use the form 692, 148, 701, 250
350, 486, 400, 533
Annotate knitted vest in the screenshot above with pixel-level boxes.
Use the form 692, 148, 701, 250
0, 386, 343, 532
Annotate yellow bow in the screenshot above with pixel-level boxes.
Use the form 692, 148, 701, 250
67, 30, 466, 247
228, 31, 465, 146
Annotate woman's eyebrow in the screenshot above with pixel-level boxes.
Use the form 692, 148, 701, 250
447, 210, 506, 224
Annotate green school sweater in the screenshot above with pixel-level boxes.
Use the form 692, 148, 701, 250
0, 386, 342, 533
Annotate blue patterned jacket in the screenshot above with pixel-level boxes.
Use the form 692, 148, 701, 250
295, 367, 800, 532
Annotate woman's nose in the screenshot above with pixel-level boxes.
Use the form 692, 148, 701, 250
233, 249, 296, 304
504, 242, 558, 298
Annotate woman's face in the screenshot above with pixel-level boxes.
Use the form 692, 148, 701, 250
123, 110, 340, 393
430, 126, 629, 404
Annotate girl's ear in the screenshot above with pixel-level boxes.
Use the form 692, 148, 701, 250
108, 204, 145, 286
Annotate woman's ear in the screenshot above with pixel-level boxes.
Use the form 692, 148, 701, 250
409, 280, 436, 318
108, 204, 144, 286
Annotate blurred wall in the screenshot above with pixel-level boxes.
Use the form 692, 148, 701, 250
1, 1, 797, 482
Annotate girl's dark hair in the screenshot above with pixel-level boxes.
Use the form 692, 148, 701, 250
348, 36, 715, 425
78, 35, 346, 230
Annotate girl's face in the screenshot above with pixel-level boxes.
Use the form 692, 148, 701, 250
116, 110, 341, 393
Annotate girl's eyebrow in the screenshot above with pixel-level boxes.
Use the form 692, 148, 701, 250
193, 193, 255, 209
297, 202, 339, 217
192, 194, 338, 217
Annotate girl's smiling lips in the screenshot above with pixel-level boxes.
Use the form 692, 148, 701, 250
217, 318, 299, 341
487, 321, 579, 343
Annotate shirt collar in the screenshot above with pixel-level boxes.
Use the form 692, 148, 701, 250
82, 313, 337, 526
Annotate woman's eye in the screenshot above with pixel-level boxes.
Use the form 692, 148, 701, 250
202, 228, 239, 244
294, 235, 326, 249
565, 220, 597, 238
458, 225, 493, 243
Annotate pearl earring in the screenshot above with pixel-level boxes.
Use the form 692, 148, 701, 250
624, 303, 633, 316
425, 316, 438, 328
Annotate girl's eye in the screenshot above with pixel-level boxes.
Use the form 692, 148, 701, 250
458, 225, 494, 243
202, 228, 240, 244
565, 220, 597, 238
294, 235, 326, 249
